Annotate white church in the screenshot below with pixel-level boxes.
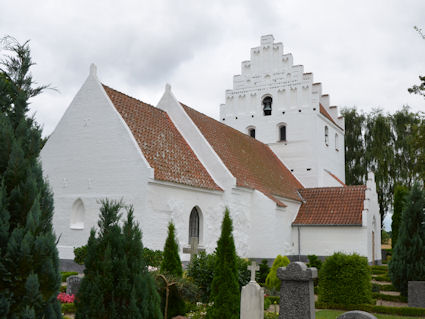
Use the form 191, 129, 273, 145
41, 35, 381, 265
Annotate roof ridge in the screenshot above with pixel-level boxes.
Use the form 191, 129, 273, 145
301, 185, 366, 191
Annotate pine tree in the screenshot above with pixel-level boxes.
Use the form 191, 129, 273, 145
160, 222, 183, 277
265, 255, 290, 291
391, 185, 409, 248
0, 38, 62, 318
206, 209, 240, 319
389, 184, 425, 296
75, 199, 162, 319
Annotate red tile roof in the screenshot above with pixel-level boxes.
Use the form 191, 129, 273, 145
293, 186, 366, 225
182, 104, 304, 205
103, 85, 222, 191
320, 104, 343, 131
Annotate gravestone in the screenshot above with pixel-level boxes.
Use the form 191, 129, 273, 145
183, 237, 205, 260
336, 311, 377, 319
277, 262, 317, 319
408, 281, 425, 308
66, 275, 82, 296
240, 261, 264, 319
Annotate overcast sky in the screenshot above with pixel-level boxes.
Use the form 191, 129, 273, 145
1, 0, 424, 137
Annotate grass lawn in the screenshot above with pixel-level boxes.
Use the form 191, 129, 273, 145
316, 309, 422, 319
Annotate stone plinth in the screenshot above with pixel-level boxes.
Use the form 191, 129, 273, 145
336, 310, 377, 319
240, 281, 264, 319
277, 262, 317, 319
408, 281, 425, 308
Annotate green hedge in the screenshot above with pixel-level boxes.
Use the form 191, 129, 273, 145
370, 265, 388, 271
59, 285, 66, 293
61, 271, 78, 282
378, 284, 398, 291
372, 292, 407, 303
316, 302, 425, 317
61, 303, 76, 313
265, 296, 280, 304
371, 268, 387, 275
318, 253, 372, 305
373, 275, 391, 282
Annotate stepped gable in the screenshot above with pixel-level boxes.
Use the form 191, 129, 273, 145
319, 103, 343, 130
103, 85, 222, 191
293, 185, 367, 225
182, 104, 303, 205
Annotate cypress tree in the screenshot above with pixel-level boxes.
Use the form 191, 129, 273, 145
160, 222, 183, 277
391, 184, 409, 248
0, 38, 62, 318
75, 199, 162, 319
389, 184, 425, 296
207, 209, 240, 319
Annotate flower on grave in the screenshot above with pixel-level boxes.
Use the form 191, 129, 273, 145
57, 292, 75, 303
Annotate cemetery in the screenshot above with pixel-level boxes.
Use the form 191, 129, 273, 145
1, 19, 425, 319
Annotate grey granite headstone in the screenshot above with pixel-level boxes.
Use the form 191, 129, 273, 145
277, 262, 317, 319
408, 281, 425, 308
66, 275, 82, 296
336, 310, 377, 319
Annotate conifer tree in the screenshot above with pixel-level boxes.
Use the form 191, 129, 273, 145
206, 209, 240, 319
265, 255, 290, 291
75, 199, 162, 319
0, 38, 62, 318
160, 222, 183, 277
391, 185, 409, 248
389, 184, 425, 296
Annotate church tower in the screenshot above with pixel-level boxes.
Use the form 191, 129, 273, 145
220, 35, 345, 187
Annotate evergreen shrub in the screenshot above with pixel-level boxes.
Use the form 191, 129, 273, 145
318, 252, 372, 305
160, 222, 183, 277
257, 259, 270, 284
73, 246, 87, 265
75, 199, 162, 319
265, 255, 290, 292
144, 248, 163, 267
61, 271, 78, 282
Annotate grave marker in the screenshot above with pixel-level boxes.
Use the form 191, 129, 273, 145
240, 261, 264, 319
183, 237, 205, 260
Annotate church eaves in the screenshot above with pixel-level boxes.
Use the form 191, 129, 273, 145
102, 85, 222, 192
181, 104, 304, 205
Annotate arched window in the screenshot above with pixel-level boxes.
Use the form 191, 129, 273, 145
324, 126, 329, 146
70, 198, 85, 229
262, 96, 272, 116
189, 207, 200, 242
279, 125, 286, 141
335, 133, 339, 151
248, 128, 256, 138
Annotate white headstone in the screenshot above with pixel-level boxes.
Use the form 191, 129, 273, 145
240, 261, 264, 319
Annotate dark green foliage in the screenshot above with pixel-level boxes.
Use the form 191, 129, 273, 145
318, 252, 372, 305
75, 199, 162, 319
206, 209, 240, 319
144, 248, 163, 267
160, 222, 183, 278
408, 75, 425, 98
187, 251, 216, 302
389, 184, 425, 296
257, 259, 270, 284
61, 303, 76, 314
73, 245, 87, 265
373, 275, 391, 282
61, 272, 78, 282
307, 255, 322, 270
372, 292, 407, 303
236, 257, 250, 288
391, 185, 409, 248
265, 255, 290, 292
0, 38, 62, 318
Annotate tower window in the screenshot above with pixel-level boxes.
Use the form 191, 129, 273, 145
335, 133, 339, 151
248, 128, 256, 138
189, 207, 200, 242
262, 96, 272, 116
279, 125, 286, 141
325, 126, 329, 146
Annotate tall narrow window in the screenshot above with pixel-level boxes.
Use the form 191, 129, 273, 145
189, 207, 200, 242
262, 96, 272, 116
279, 125, 286, 141
335, 133, 339, 151
325, 126, 329, 146
70, 198, 85, 229
248, 128, 256, 138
